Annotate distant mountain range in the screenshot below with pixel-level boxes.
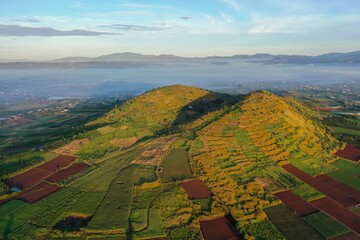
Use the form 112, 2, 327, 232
53, 50, 360, 64
1, 50, 360, 66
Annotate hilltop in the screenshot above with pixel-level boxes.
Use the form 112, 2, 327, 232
1, 85, 359, 240
77, 85, 235, 159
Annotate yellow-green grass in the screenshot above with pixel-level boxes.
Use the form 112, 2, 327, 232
291, 183, 325, 201
331, 127, 360, 136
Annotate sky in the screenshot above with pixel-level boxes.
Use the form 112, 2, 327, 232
1, 0, 360, 60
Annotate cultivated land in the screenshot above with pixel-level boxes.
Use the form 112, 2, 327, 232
1, 84, 360, 239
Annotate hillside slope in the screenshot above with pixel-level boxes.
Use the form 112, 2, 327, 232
76, 85, 234, 159
189, 90, 339, 235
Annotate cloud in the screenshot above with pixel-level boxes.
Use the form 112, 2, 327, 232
222, 0, 241, 11
69, 1, 84, 9
0, 24, 117, 37
181, 16, 192, 21
249, 18, 296, 34
100, 24, 174, 31
248, 15, 323, 34
23, 18, 41, 23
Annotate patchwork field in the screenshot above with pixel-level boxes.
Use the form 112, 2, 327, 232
2, 85, 359, 239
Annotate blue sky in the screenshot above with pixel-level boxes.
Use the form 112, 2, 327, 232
1, 0, 360, 60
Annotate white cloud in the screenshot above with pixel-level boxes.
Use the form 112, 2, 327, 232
248, 14, 324, 34
222, 0, 241, 11
69, 1, 84, 9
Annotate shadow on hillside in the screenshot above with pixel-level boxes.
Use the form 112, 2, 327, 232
155, 92, 244, 135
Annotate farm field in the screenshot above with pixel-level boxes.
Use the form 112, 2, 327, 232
264, 204, 323, 240
290, 183, 325, 201
274, 190, 319, 216
159, 148, 193, 183
303, 212, 350, 239
45, 162, 90, 183
199, 216, 240, 240
334, 144, 360, 162
88, 164, 140, 230
179, 179, 212, 199
310, 197, 360, 235
328, 160, 360, 190
282, 164, 359, 207
4, 154, 77, 190
0, 98, 116, 155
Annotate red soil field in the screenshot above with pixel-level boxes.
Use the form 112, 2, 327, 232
45, 163, 89, 183
179, 179, 212, 199
315, 174, 360, 202
316, 107, 338, 112
0, 198, 9, 205
5, 154, 78, 190
310, 197, 360, 235
200, 216, 240, 240
37, 155, 78, 171
282, 164, 358, 207
5, 168, 53, 190
335, 144, 360, 162
274, 190, 319, 216
329, 232, 360, 240
17, 181, 61, 203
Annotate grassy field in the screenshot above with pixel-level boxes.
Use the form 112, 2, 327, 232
151, 184, 193, 229
291, 183, 325, 201
328, 160, 360, 190
303, 212, 350, 239
88, 164, 140, 230
264, 204, 323, 240
0, 186, 105, 237
332, 127, 360, 136
133, 165, 157, 185
130, 182, 163, 231
159, 148, 193, 183
134, 208, 166, 238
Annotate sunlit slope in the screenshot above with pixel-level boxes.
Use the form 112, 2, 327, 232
189, 91, 339, 232
102, 84, 209, 132
77, 85, 230, 159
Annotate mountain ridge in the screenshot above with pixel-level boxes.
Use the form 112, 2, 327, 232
2, 50, 360, 64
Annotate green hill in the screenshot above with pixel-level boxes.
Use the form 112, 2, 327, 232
76, 85, 234, 159
1, 85, 354, 240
